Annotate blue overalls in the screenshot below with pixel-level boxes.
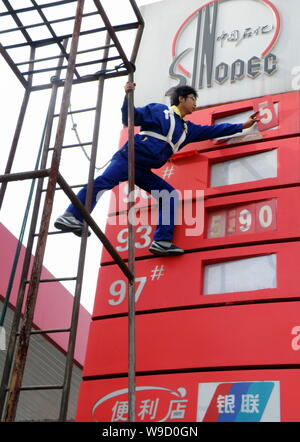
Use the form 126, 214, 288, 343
66, 98, 243, 241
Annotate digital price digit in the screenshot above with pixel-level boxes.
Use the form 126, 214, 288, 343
207, 213, 226, 238
207, 199, 276, 238
238, 203, 274, 233
254, 100, 278, 131
227, 210, 236, 234
258, 204, 273, 228
238, 209, 252, 232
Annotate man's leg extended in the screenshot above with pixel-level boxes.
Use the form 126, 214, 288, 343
55, 154, 129, 235
135, 169, 184, 256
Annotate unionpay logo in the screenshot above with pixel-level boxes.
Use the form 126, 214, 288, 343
197, 381, 280, 422
169, 0, 281, 91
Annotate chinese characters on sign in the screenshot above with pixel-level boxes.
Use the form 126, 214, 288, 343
217, 394, 260, 414
217, 25, 275, 47
111, 397, 188, 422
91, 386, 189, 422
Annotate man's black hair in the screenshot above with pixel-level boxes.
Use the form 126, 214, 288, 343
170, 85, 198, 106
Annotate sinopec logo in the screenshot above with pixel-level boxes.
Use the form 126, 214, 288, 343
169, 0, 280, 92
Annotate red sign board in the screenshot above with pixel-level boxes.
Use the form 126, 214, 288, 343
174, 91, 300, 155
108, 136, 300, 215
95, 242, 300, 317
102, 186, 300, 264
76, 369, 300, 422
83, 300, 300, 377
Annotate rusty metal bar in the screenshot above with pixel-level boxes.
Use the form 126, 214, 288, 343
2, 0, 33, 45
127, 0, 144, 423
30, 0, 80, 79
3, 1, 85, 421
0, 11, 99, 35
17, 328, 70, 336
41, 183, 85, 191
25, 277, 77, 283
127, 71, 136, 423
0, 44, 28, 88
57, 173, 134, 282
128, 0, 145, 64
3, 22, 139, 51
30, 68, 129, 91
48, 142, 92, 151
0, 169, 50, 184
59, 32, 111, 421
0, 42, 67, 421
3, 385, 64, 392
21, 55, 122, 76
18, 385, 63, 391
0, 0, 77, 16
16, 44, 114, 67
54, 107, 96, 117
0, 46, 35, 209
93, 0, 135, 75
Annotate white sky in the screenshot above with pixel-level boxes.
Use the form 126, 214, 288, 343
0, 0, 162, 313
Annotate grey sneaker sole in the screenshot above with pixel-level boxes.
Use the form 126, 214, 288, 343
73, 228, 91, 237
149, 244, 184, 256
149, 249, 184, 256
54, 220, 82, 233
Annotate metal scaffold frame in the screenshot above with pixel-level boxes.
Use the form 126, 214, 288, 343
0, 0, 144, 422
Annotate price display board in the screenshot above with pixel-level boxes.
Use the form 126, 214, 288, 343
173, 91, 300, 155
108, 137, 300, 215
96, 241, 300, 315
102, 186, 300, 264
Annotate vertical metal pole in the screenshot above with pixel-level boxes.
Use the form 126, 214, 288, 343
3, 0, 85, 422
0, 47, 35, 210
0, 41, 68, 421
128, 0, 145, 64
127, 70, 136, 422
59, 33, 110, 422
126, 6, 144, 421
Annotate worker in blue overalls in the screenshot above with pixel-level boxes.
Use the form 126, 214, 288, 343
55, 82, 259, 256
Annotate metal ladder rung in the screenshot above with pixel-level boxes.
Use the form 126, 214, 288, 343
33, 229, 88, 236
21, 55, 122, 76
48, 142, 92, 151
25, 277, 77, 284
19, 385, 64, 392
4, 385, 63, 392
53, 107, 96, 117
41, 184, 85, 192
33, 230, 65, 237
16, 328, 71, 336
16, 44, 114, 67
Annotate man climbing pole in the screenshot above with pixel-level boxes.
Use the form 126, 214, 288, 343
55, 82, 259, 256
